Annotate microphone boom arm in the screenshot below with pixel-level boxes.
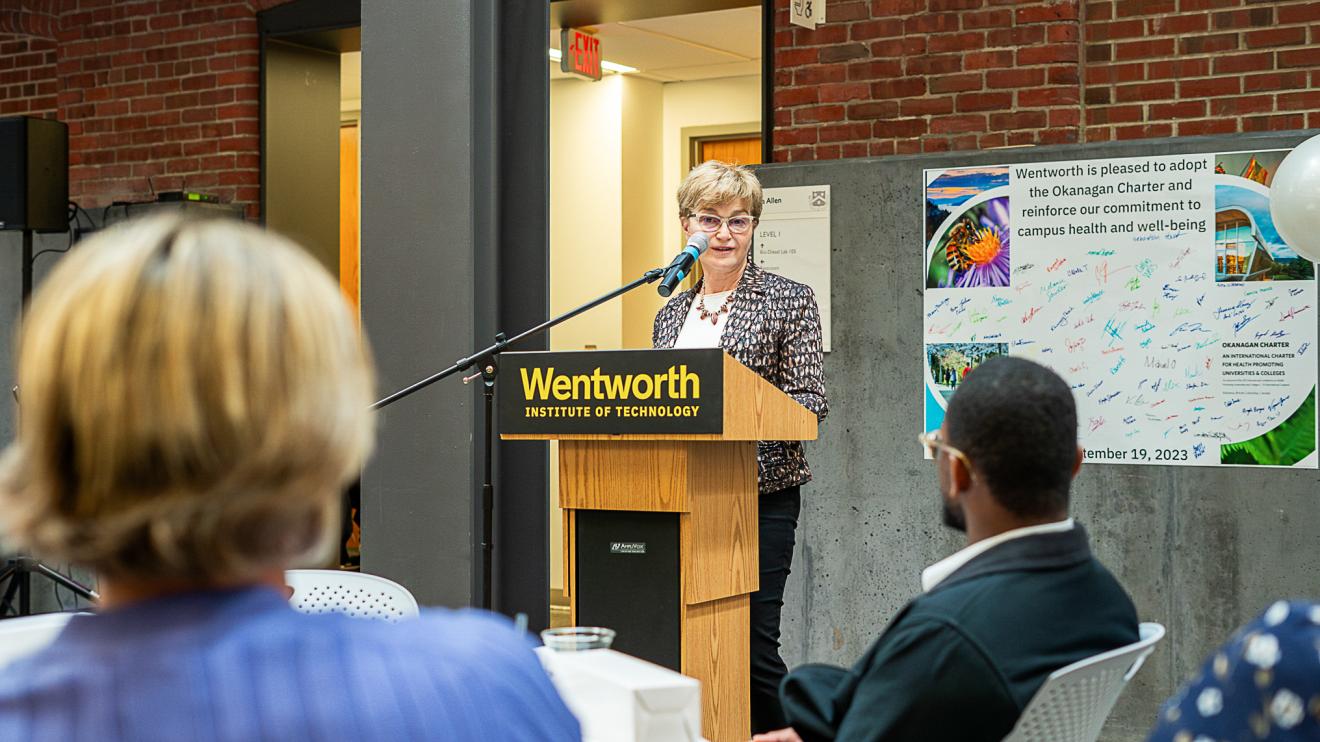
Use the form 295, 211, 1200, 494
366, 263, 667, 613
371, 266, 666, 410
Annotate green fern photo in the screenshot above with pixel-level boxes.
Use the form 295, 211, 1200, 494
1220, 388, 1317, 466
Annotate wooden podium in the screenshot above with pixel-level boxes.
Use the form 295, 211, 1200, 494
501, 349, 817, 742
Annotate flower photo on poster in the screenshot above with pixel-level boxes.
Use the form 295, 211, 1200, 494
925, 167, 1011, 289
926, 197, 1011, 289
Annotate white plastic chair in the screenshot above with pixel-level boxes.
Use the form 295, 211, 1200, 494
1002, 622, 1165, 742
285, 569, 420, 622
0, 611, 78, 669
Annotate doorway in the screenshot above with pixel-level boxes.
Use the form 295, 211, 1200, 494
259, 1, 362, 568
258, 1, 361, 311
547, 3, 764, 627
263, 39, 341, 277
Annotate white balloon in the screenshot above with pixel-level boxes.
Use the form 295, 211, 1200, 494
1270, 134, 1320, 263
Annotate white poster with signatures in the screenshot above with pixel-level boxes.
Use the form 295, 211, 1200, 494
758, 185, 832, 352
922, 150, 1318, 468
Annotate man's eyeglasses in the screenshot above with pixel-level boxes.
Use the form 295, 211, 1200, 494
918, 430, 973, 472
687, 212, 757, 235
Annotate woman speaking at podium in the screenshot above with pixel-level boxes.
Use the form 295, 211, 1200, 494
652, 160, 828, 734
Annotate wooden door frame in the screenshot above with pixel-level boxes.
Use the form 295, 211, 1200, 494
696, 134, 763, 166
681, 122, 761, 182
339, 122, 360, 313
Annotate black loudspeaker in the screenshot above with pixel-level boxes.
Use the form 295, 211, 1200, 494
0, 116, 68, 232
576, 510, 681, 670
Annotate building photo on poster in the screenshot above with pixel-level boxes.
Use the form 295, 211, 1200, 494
922, 150, 1318, 469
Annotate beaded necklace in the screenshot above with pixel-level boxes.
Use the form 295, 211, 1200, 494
696, 290, 735, 325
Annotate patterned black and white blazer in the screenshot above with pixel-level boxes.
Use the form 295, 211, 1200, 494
652, 260, 828, 495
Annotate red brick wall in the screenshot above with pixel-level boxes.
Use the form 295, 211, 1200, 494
772, 0, 1320, 161
0, 34, 58, 118
0, 0, 295, 217
1085, 1, 1320, 141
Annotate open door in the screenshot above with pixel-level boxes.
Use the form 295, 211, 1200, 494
264, 40, 340, 276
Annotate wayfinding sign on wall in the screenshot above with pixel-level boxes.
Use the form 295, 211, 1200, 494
922, 150, 1318, 468
758, 185, 832, 351
790, 0, 826, 29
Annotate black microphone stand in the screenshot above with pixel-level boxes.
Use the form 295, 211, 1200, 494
1, 228, 100, 617
371, 267, 666, 610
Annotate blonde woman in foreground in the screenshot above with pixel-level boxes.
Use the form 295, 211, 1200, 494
0, 216, 579, 742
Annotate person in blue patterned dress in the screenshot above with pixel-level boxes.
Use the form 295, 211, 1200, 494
1147, 600, 1320, 742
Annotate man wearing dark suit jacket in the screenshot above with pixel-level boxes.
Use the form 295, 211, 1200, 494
754, 357, 1140, 742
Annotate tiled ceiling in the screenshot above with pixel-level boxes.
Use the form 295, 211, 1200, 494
551, 5, 761, 83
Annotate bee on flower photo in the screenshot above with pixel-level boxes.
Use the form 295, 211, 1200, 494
926, 196, 1012, 289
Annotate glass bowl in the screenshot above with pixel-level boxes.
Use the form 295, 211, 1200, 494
540, 626, 616, 651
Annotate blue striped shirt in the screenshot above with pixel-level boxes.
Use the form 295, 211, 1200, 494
0, 587, 580, 741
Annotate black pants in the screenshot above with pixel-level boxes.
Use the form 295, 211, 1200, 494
751, 485, 801, 733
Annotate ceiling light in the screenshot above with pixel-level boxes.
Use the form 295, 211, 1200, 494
547, 48, 637, 75
601, 59, 637, 74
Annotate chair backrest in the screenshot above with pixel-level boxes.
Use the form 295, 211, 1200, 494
285, 569, 420, 622
0, 612, 77, 669
1002, 622, 1165, 742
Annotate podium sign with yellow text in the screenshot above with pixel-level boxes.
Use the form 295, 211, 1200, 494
499, 349, 724, 434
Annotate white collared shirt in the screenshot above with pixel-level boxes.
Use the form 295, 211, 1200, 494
920, 518, 1075, 593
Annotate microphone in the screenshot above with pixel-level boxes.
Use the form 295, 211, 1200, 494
657, 232, 709, 297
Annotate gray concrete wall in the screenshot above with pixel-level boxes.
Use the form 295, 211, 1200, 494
1, 228, 99, 613
1, 231, 25, 579
1, 227, 80, 461
0, 233, 21, 449
359, 0, 552, 616
359, 0, 478, 607
756, 130, 1320, 741
1, 230, 73, 446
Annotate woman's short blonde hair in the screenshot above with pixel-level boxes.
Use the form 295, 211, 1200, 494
677, 159, 764, 219
0, 216, 376, 582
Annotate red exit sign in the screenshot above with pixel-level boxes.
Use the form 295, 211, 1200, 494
560, 28, 602, 81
